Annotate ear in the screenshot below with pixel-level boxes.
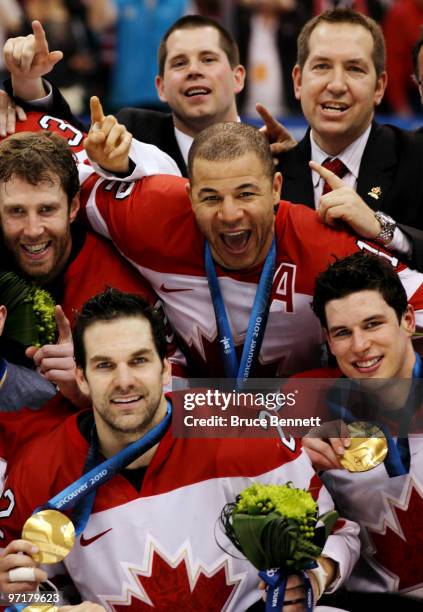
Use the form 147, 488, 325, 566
185, 180, 193, 202
155, 75, 167, 103
162, 358, 172, 387
402, 304, 416, 336
292, 65, 302, 101
75, 366, 90, 397
323, 327, 336, 356
233, 64, 246, 94
69, 192, 80, 223
374, 71, 387, 107
0, 305, 7, 336
272, 171, 282, 204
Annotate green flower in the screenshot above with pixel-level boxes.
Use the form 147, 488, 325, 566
220, 482, 338, 571
235, 483, 317, 521
0, 271, 56, 348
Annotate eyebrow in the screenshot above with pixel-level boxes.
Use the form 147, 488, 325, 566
168, 49, 220, 62
310, 55, 367, 64
89, 348, 154, 364
197, 182, 260, 197
328, 314, 384, 334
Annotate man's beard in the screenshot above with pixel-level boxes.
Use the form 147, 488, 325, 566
98, 395, 163, 440
0, 226, 71, 285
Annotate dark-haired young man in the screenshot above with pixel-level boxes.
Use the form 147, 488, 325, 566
0, 288, 359, 611
300, 252, 423, 604
277, 9, 423, 270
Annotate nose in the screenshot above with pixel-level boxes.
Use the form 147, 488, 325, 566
23, 213, 44, 240
114, 363, 136, 390
350, 329, 371, 354
186, 57, 204, 77
218, 196, 244, 225
326, 66, 348, 95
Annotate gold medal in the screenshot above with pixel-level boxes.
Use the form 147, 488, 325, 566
22, 509, 75, 564
339, 421, 388, 472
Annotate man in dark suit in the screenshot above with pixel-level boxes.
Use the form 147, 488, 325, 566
276, 8, 423, 270
3, 16, 246, 177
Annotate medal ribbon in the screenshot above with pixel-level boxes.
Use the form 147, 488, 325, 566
36, 400, 172, 535
258, 563, 316, 612
327, 354, 422, 477
204, 238, 276, 385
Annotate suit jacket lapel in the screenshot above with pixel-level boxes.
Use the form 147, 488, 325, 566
159, 117, 188, 176
356, 122, 397, 211
279, 130, 315, 209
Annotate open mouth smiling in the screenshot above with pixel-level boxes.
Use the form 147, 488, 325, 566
219, 230, 251, 253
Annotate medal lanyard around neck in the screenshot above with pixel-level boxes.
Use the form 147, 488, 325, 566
35, 400, 172, 535
328, 354, 422, 477
204, 238, 276, 386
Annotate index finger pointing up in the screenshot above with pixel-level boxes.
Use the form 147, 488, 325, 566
90, 96, 105, 125
32, 20, 49, 53
309, 160, 345, 190
55, 305, 72, 344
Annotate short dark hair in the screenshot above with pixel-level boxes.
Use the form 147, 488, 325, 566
297, 8, 386, 77
0, 132, 79, 204
73, 288, 168, 371
188, 122, 274, 181
312, 252, 408, 329
158, 14, 240, 76
412, 30, 423, 82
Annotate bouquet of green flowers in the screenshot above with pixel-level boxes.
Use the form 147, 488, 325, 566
0, 271, 56, 349
220, 482, 338, 611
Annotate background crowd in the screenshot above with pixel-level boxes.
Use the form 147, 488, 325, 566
1, 0, 422, 127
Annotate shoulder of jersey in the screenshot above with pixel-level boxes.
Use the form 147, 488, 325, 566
3, 111, 86, 154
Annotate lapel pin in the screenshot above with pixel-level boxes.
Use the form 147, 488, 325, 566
368, 186, 382, 200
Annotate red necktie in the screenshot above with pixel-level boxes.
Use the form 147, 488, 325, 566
321, 158, 348, 194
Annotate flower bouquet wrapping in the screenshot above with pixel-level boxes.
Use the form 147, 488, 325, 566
220, 483, 338, 611
0, 271, 56, 349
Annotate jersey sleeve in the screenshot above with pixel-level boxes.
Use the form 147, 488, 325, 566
279, 203, 423, 332
88, 137, 182, 180
80, 173, 189, 250
0, 463, 35, 545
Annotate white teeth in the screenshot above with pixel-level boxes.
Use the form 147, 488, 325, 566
186, 88, 209, 96
112, 396, 142, 404
322, 104, 347, 112
23, 242, 49, 254
356, 357, 380, 368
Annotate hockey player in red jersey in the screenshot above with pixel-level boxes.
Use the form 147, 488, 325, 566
0, 289, 360, 611
80, 121, 423, 380
299, 252, 423, 606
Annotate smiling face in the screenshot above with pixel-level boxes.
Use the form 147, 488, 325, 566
76, 316, 171, 445
155, 26, 245, 136
189, 152, 281, 271
292, 22, 387, 156
325, 289, 415, 382
0, 175, 79, 285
